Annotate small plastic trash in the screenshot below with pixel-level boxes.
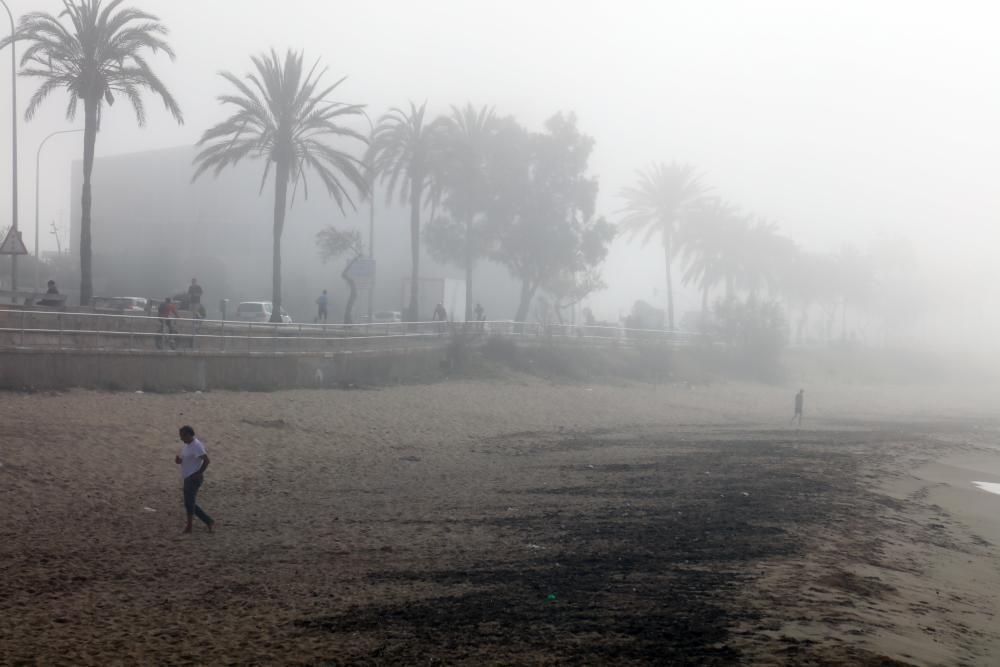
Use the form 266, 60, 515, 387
547, 593, 557, 602
143, 507, 157, 512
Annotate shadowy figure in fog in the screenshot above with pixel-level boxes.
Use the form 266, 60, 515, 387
158, 297, 178, 335
188, 278, 203, 310
474, 302, 485, 331
315, 290, 329, 323
792, 389, 805, 427
38, 280, 61, 307
432, 302, 448, 322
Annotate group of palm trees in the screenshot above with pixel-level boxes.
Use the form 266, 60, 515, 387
4, 0, 893, 336
4, 0, 510, 321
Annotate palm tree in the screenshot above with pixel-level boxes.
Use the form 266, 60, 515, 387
367, 102, 445, 321
4, 0, 183, 305
678, 197, 741, 317
193, 49, 368, 322
620, 162, 709, 330
430, 103, 498, 320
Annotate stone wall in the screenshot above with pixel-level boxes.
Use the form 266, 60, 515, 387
0, 346, 450, 392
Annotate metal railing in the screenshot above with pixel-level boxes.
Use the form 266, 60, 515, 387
0, 309, 705, 355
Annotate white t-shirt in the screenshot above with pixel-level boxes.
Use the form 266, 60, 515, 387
179, 438, 207, 479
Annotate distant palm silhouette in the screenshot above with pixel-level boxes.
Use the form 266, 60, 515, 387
4, 0, 183, 304
620, 162, 709, 330
193, 49, 367, 322
367, 102, 446, 321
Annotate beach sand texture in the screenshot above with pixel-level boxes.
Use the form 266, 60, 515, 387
2, 379, 999, 665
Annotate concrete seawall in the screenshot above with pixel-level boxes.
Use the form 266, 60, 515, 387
0, 346, 451, 392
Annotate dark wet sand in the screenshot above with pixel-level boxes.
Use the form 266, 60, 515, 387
2, 379, 999, 665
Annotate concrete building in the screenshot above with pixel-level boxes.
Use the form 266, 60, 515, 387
70, 146, 520, 321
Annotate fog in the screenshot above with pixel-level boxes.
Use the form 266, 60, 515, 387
2, 0, 999, 358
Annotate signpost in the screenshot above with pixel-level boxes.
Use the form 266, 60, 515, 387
0, 228, 28, 256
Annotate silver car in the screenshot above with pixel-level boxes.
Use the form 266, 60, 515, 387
235, 301, 292, 323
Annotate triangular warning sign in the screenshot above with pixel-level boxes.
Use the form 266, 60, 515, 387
0, 229, 28, 255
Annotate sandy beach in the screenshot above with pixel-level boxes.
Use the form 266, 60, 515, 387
2, 377, 1000, 665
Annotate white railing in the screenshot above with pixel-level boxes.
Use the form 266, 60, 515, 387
0, 309, 705, 354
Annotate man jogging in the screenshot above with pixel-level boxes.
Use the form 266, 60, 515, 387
175, 425, 214, 533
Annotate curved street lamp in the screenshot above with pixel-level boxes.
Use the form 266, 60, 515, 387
35, 129, 84, 289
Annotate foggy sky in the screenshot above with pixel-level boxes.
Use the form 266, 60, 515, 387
1, 0, 998, 318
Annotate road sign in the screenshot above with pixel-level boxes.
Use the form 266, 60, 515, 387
0, 229, 28, 255
345, 257, 375, 289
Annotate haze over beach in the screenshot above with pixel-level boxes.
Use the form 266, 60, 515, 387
2, 1, 1000, 665
1, 0, 999, 347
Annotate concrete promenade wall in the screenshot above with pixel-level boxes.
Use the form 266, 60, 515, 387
0, 346, 451, 392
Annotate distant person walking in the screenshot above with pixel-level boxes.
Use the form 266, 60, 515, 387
432, 302, 448, 322
38, 280, 61, 307
175, 425, 214, 534
188, 278, 203, 307
315, 290, 329, 323
158, 297, 178, 335
474, 302, 485, 331
188, 278, 205, 318
792, 389, 805, 427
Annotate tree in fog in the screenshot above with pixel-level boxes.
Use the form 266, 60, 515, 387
424, 104, 499, 320
489, 113, 613, 322
367, 102, 445, 321
678, 198, 743, 317
680, 200, 796, 316
832, 244, 875, 342
193, 50, 367, 322
620, 162, 709, 330
4, 0, 183, 305
316, 226, 365, 324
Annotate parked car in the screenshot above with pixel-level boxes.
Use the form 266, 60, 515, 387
236, 301, 292, 323
372, 310, 402, 323
92, 296, 148, 313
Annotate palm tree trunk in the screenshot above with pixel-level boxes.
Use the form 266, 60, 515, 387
270, 159, 290, 323
663, 242, 675, 330
341, 257, 358, 325
79, 97, 99, 306
407, 180, 421, 321
464, 217, 473, 322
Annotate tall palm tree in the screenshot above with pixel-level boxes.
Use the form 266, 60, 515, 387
193, 49, 368, 322
367, 102, 444, 321
4, 0, 183, 305
620, 162, 709, 330
432, 103, 498, 320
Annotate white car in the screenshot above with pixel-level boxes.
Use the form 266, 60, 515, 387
93, 296, 148, 313
236, 301, 292, 323
372, 310, 402, 323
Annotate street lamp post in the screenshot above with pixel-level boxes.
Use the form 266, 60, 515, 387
35, 129, 83, 289
1, 0, 19, 293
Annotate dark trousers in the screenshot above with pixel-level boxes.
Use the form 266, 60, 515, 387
183, 475, 213, 525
